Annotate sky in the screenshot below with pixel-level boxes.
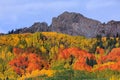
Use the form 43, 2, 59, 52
0, 0, 120, 33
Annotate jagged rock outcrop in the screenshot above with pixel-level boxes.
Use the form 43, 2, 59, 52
51, 12, 120, 37
13, 22, 50, 34
100, 20, 120, 37
51, 11, 102, 37
0, 33, 4, 35
10, 11, 120, 38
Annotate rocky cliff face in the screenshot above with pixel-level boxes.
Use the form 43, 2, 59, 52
0, 33, 4, 35
51, 12, 102, 37
13, 22, 50, 34
11, 11, 120, 38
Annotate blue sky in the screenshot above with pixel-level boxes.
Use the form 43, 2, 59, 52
0, 0, 120, 33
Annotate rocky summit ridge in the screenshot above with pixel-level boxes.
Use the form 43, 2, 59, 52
9, 11, 120, 38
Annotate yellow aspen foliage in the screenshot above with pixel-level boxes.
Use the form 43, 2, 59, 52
25, 38, 32, 47
64, 63, 71, 69
115, 43, 119, 48
50, 46, 58, 58
19, 44, 25, 49
60, 44, 64, 49
0, 73, 4, 80
92, 62, 115, 71
2, 67, 19, 80
12, 36, 19, 46
109, 75, 120, 80
19, 69, 55, 80
7, 52, 14, 61
40, 46, 46, 54
102, 37, 107, 42
116, 38, 119, 41
42, 32, 57, 37
110, 37, 114, 40
39, 40, 44, 45
7, 52, 12, 57
1, 51, 5, 60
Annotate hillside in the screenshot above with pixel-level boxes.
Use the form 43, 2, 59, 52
0, 32, 120, 79
9, 11, 120, 38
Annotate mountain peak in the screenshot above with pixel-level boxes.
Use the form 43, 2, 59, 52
9, 11, 120, 38
60, 11, 84, 17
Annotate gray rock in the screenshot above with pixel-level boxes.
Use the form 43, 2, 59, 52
51, 11, 102, 37
13, 22, 49, 34
11, 11, 120, 38
51, 12, 120, 37
0, 33, 4, 35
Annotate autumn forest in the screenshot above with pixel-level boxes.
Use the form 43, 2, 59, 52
0, 32, 120, 80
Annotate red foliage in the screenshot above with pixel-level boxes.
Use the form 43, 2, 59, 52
59, 47, 95, 71
9, 49, 49, 75
99, 48, 120, 64
95, 48, 120, 71
59, 47, 120, 71
73, 57, 92, 71
59, 47, 95, 59
13, 47, 24, 56
12, 47, 120, 73
106, 48, 120, 61
110, 61, 120, 71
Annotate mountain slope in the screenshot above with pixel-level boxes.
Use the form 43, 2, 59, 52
10, 11, 120, 38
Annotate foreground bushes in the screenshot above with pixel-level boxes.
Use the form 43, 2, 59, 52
25, 69, 120, 80
0, 32, 120, 79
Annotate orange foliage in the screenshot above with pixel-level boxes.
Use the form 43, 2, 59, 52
59, 47, 95, 71
9, 48, 49, 76
59, 47, 95, 59
11, 47, 120, 73
110, 61, 120, 71
73, 57, 92, 71
95, 48, 120, 71
59, 47, 120, 71
95, 48, 105, 64
94, 62, 120, 71
13, 47, 24, 56
107, 48, 120, 61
